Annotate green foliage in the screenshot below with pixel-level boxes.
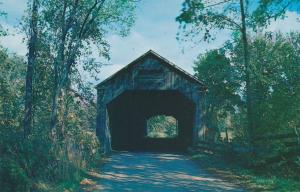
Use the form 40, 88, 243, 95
0, 157, 30, 192
176, 0, 299, 42
0, 48, 25, 130
191, 152, 300, 191
194, 32, 300, 178
226, 32, 300, 141
0, 45, 100, 191
248, 33, 300, 136
1, 0, 138, 190
37, 0, 136, 80
194, 49, 241, 142
0, 6, 7, 36
146, 115, 178, 138
176, 0, 243, 42
252, 0, 299, 27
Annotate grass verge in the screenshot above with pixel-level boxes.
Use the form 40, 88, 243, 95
190, 152, 300, 192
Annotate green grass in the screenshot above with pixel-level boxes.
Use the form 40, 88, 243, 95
32, 165, 106, 192
32, 179, 82, 192
190, 153, 300, 191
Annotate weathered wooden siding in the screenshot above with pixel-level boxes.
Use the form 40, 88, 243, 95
96, 51, 205, 153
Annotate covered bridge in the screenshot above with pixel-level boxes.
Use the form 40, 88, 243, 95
96, 50, 206, 153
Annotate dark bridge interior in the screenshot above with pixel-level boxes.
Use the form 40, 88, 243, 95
107, 90, 195, 152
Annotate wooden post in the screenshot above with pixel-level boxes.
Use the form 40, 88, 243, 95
97, 88, 112, 153
193, 92, 202, 145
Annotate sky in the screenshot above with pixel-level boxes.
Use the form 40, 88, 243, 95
0, 0, 300, 85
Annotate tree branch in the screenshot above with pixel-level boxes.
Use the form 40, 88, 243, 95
79, 0, 105, 38
204, 0, 236, 9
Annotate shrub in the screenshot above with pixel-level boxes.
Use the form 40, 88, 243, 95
0, 157, 30, 192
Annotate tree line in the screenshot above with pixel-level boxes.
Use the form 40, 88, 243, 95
0, 0, 300, 191
0, 0, 137, 191
177, 0, 300, 179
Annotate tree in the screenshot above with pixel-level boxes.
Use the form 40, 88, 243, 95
193, 49, 240, 142
0, 49, 25, 132
35, 0, 136, 135
147, 115, 178, 138
23, 0, 39, 138
0, 45, 101, 190
176, 0, 255, 142
252, 0, 299, 27
0, 4, 7, 36
176, 0, 299, 143
1, 0, 138, 190
193, 32, 300, 163
0, 49, 30, 191
245, 33, 300, 137
240, 32, 300, 165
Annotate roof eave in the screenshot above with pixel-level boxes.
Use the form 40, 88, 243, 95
95, 50, 206, 89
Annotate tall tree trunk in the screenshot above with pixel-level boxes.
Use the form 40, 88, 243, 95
50, 61, 59, 136
59, 89, 66, 140
49, 0, 104, 135
240, 0, 254, 144
23, 0, 38, 138
50, 1, 68, 135
225, 126, 229, 143
50, 47, 73, 135
50, 43, 65, 135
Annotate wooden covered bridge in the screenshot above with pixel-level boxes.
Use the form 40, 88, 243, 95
96, 50, 206, 153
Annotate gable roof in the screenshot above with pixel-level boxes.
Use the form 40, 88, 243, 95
96, 50, 205, 89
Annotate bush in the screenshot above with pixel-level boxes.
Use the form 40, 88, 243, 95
0, 157, 30, 192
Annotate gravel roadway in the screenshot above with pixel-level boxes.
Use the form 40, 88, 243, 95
88, 152, 244, 192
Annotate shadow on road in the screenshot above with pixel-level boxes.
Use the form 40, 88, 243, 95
82, 152, 244, 192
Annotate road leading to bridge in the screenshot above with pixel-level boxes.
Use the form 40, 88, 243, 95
88, 152, 244, 191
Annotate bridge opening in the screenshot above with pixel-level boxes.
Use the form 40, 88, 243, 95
107, 90, 195, 152
146, 115, 178, 138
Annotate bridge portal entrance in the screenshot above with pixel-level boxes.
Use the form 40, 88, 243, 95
96, 50, 205, 153
107, 90, 195, 152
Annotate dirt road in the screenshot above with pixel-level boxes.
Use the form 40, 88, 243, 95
89, 152, 244, 191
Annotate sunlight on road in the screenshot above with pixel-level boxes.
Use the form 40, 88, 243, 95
82, 152, 244, 192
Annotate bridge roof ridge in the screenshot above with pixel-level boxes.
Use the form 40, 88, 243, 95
96, 50, 205, 89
